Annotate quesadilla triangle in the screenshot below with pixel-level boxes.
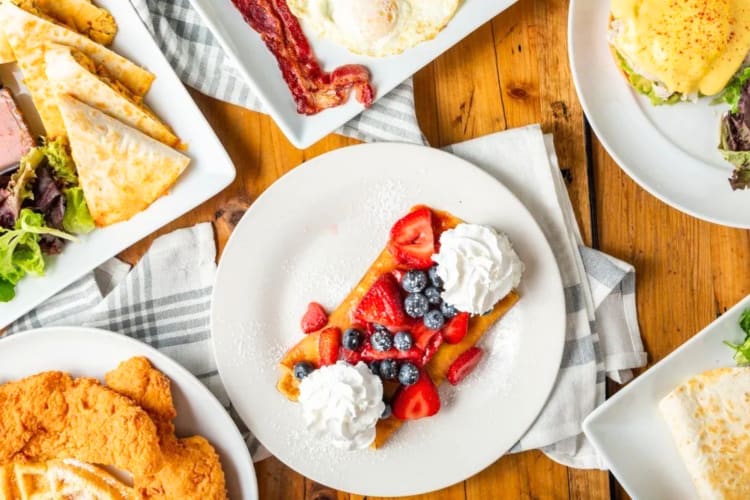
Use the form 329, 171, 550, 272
659, 367, 750, 500
45, 44, 183, 149
56, 95, 190, 227
0, 3, 153, 138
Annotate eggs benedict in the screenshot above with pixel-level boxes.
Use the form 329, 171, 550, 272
609, 0, 750, 104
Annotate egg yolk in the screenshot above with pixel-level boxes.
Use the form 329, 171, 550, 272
330, 0, 399, 43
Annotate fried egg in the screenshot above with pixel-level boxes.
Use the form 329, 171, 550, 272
287, 0, 461, 57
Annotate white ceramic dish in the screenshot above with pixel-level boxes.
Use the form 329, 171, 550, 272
583, 294, 750, 500
0, 327, 258, 499
211, 143, 566, 496
568, 0, 750, 228
186, 0, 517, 149
0, 0, 235, 327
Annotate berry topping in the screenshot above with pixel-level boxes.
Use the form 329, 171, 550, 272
440, 301, 459, 319
404, 293, 429, 318
428, 265, 444, 288
379, 359, 399, 380
353, 274, 408, 329
447, 347, 484, 385
398, 362, 420, 385
401, 270, 428, 293
371, 329, 394, 352
392, 371, 441, 420
393, 331, 414, 351
421, 332, 443, 365
361, 343, 422, 363
342, 328, 364, 351
318, 327, 341, 366
381, 402, 392, 419
369, 360, 382, 376
442, 312, 470, 344
424, 286, 442, 305
293, 361, 315, 380
423, 309, 445, 330
300, 302, 328, 333
387, 207, 436, 269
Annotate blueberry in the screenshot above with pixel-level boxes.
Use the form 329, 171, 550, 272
398, 362, 420, 385
293, 361, 315, 380
371, 330, 393, 352
424, 286, 442, 305
401, 270, 428, 293
404, 293, 429, 318
393, 331, 413, 351
372, 323, 389, 332
440, 301, 458, 319
379, 359, 399, 380
428, 265, 444, 288
381, 402, 392, 419
369, 361, 382, 376
423, 309, 446, 330
342, 328, 364, 351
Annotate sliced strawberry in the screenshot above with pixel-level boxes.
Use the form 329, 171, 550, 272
353, 274, 408, 329
421, 333, 443, 365
319, 327, 341, 366
447, 347, 484, 385
387, 207, 435, 269
391, 269, 405, 284
412, 321, 440, 350
300, 302, 328, 333
341, 347, 362, 365
442, 312, 470, 344
392, 371, 441, 420
360, 343, 422, 363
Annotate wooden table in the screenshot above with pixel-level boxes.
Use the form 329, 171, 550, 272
119, 0, 750, 498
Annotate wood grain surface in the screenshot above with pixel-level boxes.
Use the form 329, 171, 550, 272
118, 0, 750, 498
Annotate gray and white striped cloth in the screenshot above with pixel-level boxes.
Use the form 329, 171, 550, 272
129, 0, 426, 144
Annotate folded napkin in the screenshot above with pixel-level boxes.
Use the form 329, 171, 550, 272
129, 0, 425, 144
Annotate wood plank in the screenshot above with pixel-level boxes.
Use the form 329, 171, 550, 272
466, 452, 569, 500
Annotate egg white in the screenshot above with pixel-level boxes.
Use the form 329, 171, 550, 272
287, 0, 462, 57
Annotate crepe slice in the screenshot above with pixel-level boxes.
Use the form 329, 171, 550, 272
45, 43, 182, 149
57, 95, 189, 226
0, 2, 153, 138
659, 367, 750, 500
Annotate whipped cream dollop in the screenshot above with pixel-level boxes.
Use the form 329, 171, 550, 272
432, 223, 524, 315
298, 361, 384, 450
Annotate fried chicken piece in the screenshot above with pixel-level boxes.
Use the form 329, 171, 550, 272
0, 372, 162, 477
105, 357, 228, 500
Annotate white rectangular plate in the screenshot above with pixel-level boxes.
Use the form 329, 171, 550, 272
583, 294, 750, 500
0, 0, 235, 327
186, 0, 517, 148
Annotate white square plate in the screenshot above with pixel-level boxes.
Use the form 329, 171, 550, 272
582, 294, 750, 499
0, 0, 236, 327
186, 0, 517, 148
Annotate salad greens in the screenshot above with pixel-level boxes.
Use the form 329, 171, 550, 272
712, 66, 750, 114
724, 309, 750, 365
718, 73, 750, 190
62, 187, 95, 234
615, 52, 681, 106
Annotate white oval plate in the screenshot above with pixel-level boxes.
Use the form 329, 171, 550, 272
211, 143, 565, 497
0, 327, 258, 500
569, 0, 750, 228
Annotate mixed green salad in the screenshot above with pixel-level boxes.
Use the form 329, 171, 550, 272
725, 308, 750, 365
717, 68, 750, 190
0, 139, 94, 302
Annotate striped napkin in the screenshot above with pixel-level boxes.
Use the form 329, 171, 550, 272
129, 0, 426, 144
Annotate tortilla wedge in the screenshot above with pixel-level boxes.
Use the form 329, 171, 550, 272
56, 94, 189, 226
45, 44, 182, 148
659, 367, 750, 499
0, 2, 153, 138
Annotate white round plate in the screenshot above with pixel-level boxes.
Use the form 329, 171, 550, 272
0, 327, 258, 499
569, 0, 750, 228
211, 143, 566, 497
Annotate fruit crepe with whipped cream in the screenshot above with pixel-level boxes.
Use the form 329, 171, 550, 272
278, 206, 523, 449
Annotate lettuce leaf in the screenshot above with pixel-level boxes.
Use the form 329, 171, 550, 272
0, 208, 75, 302
719, 74, 750, 189
41, 138, 78, 187
62, 187, 94, 234
615, 52, 682, 105
712, 66, 750, 114
725, 309, 750, 365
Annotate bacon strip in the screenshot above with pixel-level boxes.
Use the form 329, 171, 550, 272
231, 0, 375, 115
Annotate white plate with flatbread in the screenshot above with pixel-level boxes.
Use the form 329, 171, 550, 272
0, 0, 235, 327
583, 294, 750, 499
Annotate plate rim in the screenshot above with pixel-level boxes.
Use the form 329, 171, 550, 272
567, 0, 750, 229
210, 142, 566, 496
0, 325, 259, 500
582, 293, 750, 498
